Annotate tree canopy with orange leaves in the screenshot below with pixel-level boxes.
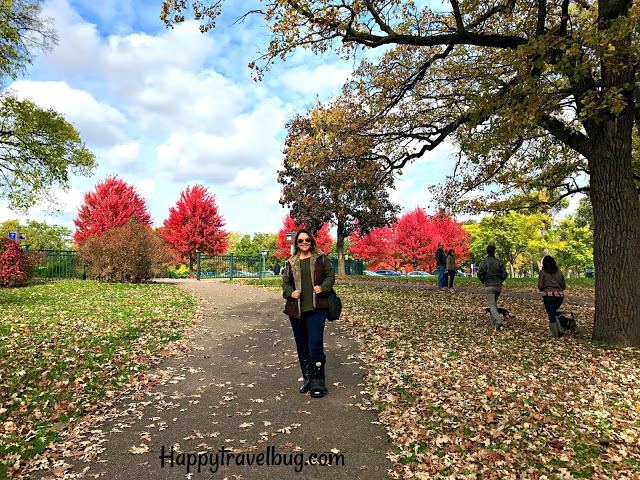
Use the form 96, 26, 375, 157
160, 0, 640, 345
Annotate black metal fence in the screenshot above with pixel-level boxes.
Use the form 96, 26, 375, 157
196, 253, 266, 279
330, 258, 364, 275
29, 250, 85, 279
21, 249, 365, 281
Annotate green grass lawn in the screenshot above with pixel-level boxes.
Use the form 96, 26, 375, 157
0, 281, 196, 479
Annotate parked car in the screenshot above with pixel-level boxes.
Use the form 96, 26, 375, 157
455, 270, 471, 277
259, 271, 274, 276
407, 270, 432, 276
363, 270, 382, 276
222, 270, 255, 277
374, 269, 402, 276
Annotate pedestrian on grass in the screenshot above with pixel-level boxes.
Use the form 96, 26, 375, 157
282, 229, 335, 398
446, 249, 457, 288
435, 242, 447, 288
538, 255, 566, 338
273, 262, 281, 275
478, 245, 508, 331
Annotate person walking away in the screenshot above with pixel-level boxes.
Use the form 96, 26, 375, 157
478, 245, 508, 330
435, 243, 447, 288
282, 229, 335, 398
273, 261, 281, 275
538, 255, 566, 338
446, 249, 457, 288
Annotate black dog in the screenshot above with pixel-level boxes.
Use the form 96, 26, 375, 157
556, 311, 577, 335
485, 307, 514, 319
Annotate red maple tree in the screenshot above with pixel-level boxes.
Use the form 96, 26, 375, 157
73, 176, 152, 244
348, 225, 402, 270
161, 184, 228, 269
274, 214, 332, 258
349, 207, 471, 271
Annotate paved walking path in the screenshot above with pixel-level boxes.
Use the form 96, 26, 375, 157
25, 280, 392, 480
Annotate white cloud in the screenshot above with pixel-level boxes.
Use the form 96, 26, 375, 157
230, 168, 267, 189
132, 178, 155, 203
156, 98, 289, 185
123, 68, 247, 135
9, 80, 128, 146
279, 65, 352, 97
103, 142, 139, 168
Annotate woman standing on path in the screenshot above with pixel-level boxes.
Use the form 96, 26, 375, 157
538, 255, 567, 338
282, 229, 335, 398
446, 249, 457, 288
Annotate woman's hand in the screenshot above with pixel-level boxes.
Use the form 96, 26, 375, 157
291, 290, 301, 299
313, 285, 322, 294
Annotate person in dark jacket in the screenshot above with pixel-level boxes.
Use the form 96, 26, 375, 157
446, 249, 457, 288
478, 245, 508, 330
282, 229, 335, 398
538, 255, 567, 338
273, 262, 281, 275
435, 243, 447, 288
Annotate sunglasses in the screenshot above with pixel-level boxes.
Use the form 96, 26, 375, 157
297, 238, 311, 244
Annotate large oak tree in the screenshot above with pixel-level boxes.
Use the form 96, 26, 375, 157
279, 100, 399, 275
163, 0, 640, 345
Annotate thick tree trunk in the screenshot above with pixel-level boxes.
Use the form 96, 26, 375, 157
589, 116, 640, 346
336, 223, 346, 275
587, 0, 640, 346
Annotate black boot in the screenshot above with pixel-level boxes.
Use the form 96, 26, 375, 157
309, 355, 327, 398
297, 351, 310, 393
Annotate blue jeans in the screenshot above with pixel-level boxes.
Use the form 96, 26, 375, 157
290, 309, 326, 359
485, 286, 503, 327
543, 296, 564, 323
437, 266, 447, 287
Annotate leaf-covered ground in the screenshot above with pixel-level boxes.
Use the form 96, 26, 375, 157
243, 278, 639, 479
342, 275, 596, 300
0, 281, 196, 479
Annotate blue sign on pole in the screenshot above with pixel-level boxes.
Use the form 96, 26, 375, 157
8, 232, 16, 240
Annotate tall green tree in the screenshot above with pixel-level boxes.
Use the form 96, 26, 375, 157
233, 233, 279, 269
164, 0, 640, 345
0, 0, 57, 83
279, 100, 399, 275
549, 217, 594, 276
1, 0, 96, 211
464, 212, 547, 277
0, 218, 72, 249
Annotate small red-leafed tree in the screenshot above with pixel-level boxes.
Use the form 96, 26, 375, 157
74, 176, 152, 244
161, 184, 228, 269
275, 214, 332, 259
0, 238, 39, 287
395, 208, 471, 272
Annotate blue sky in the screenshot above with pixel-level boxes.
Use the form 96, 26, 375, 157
0, 0, 579, 237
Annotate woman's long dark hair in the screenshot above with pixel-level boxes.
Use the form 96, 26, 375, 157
293, 228, 317, 254
448, 249, 455, 256
542, 255, 558, 274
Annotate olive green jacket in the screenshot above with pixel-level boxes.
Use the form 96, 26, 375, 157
282, 247, 335, 319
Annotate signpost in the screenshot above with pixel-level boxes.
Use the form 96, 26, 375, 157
7, 231, 26, 241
